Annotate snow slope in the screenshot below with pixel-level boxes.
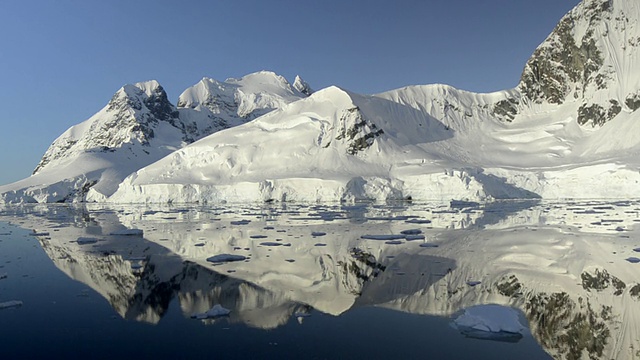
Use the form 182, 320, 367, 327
0, 72, 309, 203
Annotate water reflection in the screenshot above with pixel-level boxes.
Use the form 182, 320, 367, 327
1, 200, 639, 359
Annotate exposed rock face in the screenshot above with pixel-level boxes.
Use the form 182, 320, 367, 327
34, 81, 183, 175
334, 107, 384, 155
510, 0, 640, 127
519, 0, 609, 105
293, 75, 314, 96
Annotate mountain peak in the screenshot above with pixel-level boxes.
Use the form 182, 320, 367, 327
293, 75, 313, 96
514, 0, 640, 126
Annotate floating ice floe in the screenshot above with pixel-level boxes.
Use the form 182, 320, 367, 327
0, 300, 23, 310
361, 234, 406, 241
230, 220, 251, 226
453, 304, 525, 343
191, 304, 231, 319
419, 243, 438, 248
385, 240, 403, 245
206, 254, 248, 263
400, 229, 422, 235
405, 219, 432, 224
110, 229, 143, 236
76, 237, 99, 245
30, 231, 50, 237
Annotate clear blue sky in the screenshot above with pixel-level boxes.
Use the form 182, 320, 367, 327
0, 0, 580, 186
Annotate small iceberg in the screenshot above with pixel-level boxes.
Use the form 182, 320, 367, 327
405, 219, 432, 224
110, 229, 143, 236
453, 304, 525, 343
30, 231, 50, 237
191, 304, 231, 320
76, 237, 99, 245
206, 254, 247, 263
0, 300, 23, 310
230, 220, 251, 226
400, 229, 422, 235
361, 234, 405, 241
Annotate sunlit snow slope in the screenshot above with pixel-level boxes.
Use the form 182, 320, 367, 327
106, 0, 640, 203
0, 72, 309, 203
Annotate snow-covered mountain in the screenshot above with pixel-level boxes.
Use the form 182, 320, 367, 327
2, 0, 640, 204
0, 72, 309, 203
103, 0, 640, 204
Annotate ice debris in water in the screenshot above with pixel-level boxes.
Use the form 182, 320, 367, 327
110, 229, 143, 236
385, 240, 403, 245
405, 219, 432, 224
206, 254, 247, 263
191, 304, 231, 319
419, 243, 438, 248
361, 234, 406, 241
230, 220, 251, 226
453, 304, 524, 340
260, 242, 283, 247
30, 231, 50, 237
0, 300, 23, 310
76, 237, 98, 245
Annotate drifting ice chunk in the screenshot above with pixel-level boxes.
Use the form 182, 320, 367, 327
453, 304, 524, 342
260, 242, 283, 247
400, 229, 422, 235
30, 231, 50, 237
206, 254, 247, 263
405, 219, 432, 224
76, 237, 99, 245
191, 304, 231, 319
0, 300, 23, 310
110, 229, 143, 236
419, 243, 438, 248
361, 234, 406, 241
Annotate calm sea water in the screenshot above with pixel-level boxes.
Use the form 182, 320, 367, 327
1, 201, 638, 359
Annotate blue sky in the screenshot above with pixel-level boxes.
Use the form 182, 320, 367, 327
0, 0, 580, 186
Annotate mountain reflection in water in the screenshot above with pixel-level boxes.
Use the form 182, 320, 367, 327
1, 200, 639, 359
